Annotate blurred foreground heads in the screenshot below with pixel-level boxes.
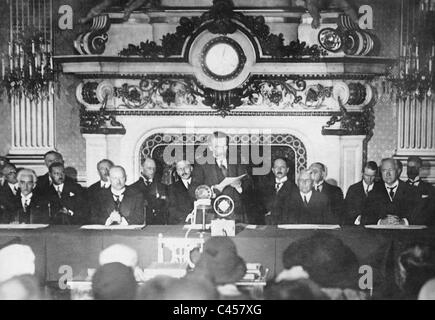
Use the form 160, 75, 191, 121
0, 244, 35, 283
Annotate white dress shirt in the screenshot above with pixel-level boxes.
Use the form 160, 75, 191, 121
362, 180, 374, 195
54, 183, 64, 194
275, 176, 288, 192
216, 157, 228, 169
111, 187, 126, 202
8, 183, 19, 195
407, 176, 421, 187
313, 181, 324, 192
182, 178, 192, 190
300, 190, 313, 204
21, 193, 33, 209
100, 180, 111, 189
384, 180, 399, 201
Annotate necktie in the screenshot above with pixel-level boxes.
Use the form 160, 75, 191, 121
388, 187, 396, 200
303, 195, 308, 206
114, 195, 121, 211
275, 182, 282, 192
56, 186, 62, 198
23, 199, 29, 213
365, 185, 370, 196
315, 185, 321, 192
219, 161, 228, 177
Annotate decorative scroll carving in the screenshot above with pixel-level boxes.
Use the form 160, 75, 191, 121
74, 15, 111, 55
76, 78, 376, 117
115, 78, 201, 109
321, 99, 375, 137
119, 0, 326, 59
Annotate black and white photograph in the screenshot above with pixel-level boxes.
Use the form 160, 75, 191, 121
0, 0, 434, 305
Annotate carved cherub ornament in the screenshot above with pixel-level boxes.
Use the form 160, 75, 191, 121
292, 0, 359, 29
79, 0, 159, 24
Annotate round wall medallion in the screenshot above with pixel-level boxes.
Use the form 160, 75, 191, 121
200, 36, 247, 82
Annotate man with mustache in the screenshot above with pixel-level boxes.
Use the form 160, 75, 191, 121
259, 158, 297, 225
167, 159, 196, 225
42, 162, 86, 225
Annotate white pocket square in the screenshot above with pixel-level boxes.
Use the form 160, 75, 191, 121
422, 194, 429, 198
69, 192, 75, 197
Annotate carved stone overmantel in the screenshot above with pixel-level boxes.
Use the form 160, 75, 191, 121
55, 0, 395, 188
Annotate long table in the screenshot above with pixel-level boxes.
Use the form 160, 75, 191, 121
0, 226, 434, 297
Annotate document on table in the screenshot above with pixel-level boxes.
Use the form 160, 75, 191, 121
80, 225, 145, 230
0, 224, 49, 229
364, 225, 427, 230
183, 224, 211, 230
277, 224, 341, 230
215, 174, 247, 191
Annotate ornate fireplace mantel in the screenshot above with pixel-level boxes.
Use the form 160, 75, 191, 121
56, 0, 393, 125
54, 0, 395, 191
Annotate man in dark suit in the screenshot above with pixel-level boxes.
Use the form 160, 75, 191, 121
35, 151, 74, 194
190, 131, 253, 223
39, 162, 87, 225
168, 159, 195, 225
259, 158, 297, 225
130, 158, 168, 225
2, 169, 49, 224
286, 169, 334, 224
309, 162, 344, 224
0, 163, 19, 223
87, 159, 114, 203
406, 156, 435, 225
91, 166, 146, 225
361, 158, 420, 225
0, 156, 10, 187
344, 161, 378, 225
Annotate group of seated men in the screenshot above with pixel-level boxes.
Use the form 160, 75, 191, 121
0, 131, 434, 226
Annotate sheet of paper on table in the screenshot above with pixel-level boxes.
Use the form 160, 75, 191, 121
183, 224, 211, 230
80, 225, 145, 230
215, 174, 247, 191
364, 225, 427, 230
277, 224, 341, 230
0, 224, 49, 229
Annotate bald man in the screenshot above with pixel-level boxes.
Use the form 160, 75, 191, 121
130, 158, 168, 225
167, 159, 195, 225
90, 166, 146, 225
258, 158, 297, 225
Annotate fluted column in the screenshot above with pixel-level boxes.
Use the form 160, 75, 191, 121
397, 97, 435, 155
9, 94, 55, 154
